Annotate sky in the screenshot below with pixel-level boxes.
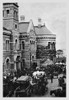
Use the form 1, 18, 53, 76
18, 2, 66, 55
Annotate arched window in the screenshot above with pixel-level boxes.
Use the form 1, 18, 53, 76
15, 39, 17, 50
15, 24, 17, 29
52, 42, 55, 50
16, 56, 21, 71
22, 59, 25, 67
6, 58, 9, 63
14, 10, 18, 20
50, 43, 53, 50
48, 42, 51, 49
6, 39, 10, 51
22, 41, 25, 50
5, 57, 10, 69
7, 10, 9, 14
32, 55, 35, 60
16, 56, 20, 61
3, 10, 4, 17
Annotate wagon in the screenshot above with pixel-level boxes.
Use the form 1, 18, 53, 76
13, 75, 32, 97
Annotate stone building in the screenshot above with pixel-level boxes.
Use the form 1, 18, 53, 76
35, 23, 56, 60
3, 27, 12, 74
19, 20, 36, 69
3, 3, 36, 74
3, 3, 21, 74
3, 3, 56, 74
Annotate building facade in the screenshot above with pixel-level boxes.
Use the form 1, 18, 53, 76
3, 27, 12, 74
3, 3, 56, 74
19, 20, 36, 69
3, 3, 37, 74
35, 24, 56, 60
3, 3, 21, 74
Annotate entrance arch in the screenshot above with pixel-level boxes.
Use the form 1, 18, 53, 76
5, 57, 10, 73
5, 57, 10, 63
16, 55, 21, 71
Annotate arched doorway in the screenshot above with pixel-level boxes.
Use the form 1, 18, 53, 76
22, 41, 25, 50
5, 57, 10, 73
15, 39, 17, 50
16, 56, 21, 71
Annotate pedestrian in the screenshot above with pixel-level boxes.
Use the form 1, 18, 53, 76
51, 74, 53, 83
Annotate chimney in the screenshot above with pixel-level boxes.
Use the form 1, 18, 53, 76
20, 15, 25, 22
38, 18, 42, 27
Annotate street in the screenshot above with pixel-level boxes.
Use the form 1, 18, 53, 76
32, 79, 58, 97
44, 78, 58, 97
32, 74, 63, 97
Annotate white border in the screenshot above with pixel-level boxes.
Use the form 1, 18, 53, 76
0, 0, 68, 100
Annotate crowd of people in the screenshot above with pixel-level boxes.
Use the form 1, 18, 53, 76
3, 63, 66, 97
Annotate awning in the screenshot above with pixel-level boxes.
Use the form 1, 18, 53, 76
42, 59, 53, 66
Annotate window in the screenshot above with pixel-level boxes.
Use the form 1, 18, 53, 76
7, 10, 9, 14
3, 10, 4, 17
30, 40, 35, 44
6, 58, 10, 69
52, 42, 55, 50
22, 41, 25, 50
22, 59, 25, 67
6, 40, 10, 51
15, 24, 17, 29
14, 11, 18, 19
48, 42, 51, 49
6, 58, 9, 63
32, 55, 34, 60
14, 11, 15, 17
15, 39, 17, 50
16, 12, 18, 19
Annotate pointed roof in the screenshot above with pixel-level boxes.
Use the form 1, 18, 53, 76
35, 24, 54, 35
19, 22, 29, 33
3, 3, 19, 7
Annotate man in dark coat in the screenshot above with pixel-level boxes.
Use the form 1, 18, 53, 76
51, 74, 53, 83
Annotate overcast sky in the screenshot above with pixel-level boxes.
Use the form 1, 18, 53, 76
18, 2, 66, 54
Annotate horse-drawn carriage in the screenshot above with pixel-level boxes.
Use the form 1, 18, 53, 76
3, 69, 48, 97
3, 75, 32, 97
13, 75, 32, 97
